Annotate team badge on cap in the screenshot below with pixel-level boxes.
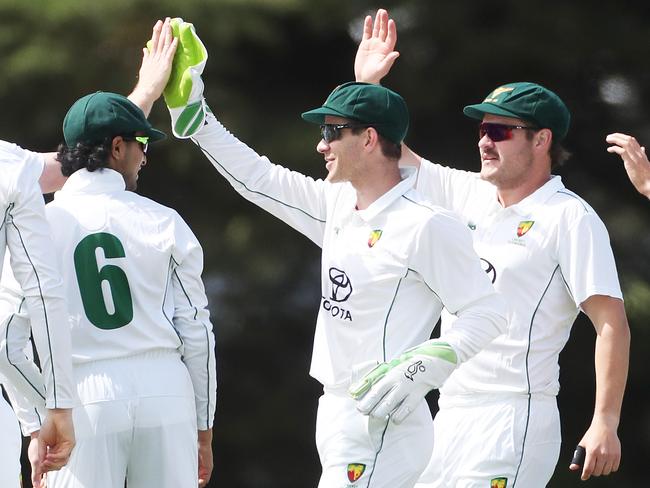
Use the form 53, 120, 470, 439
347, 463, 366, 482
516, 220, 534, 237
490, 477, 508, 488
484, 86, 514, 103
367, 230, 383, 248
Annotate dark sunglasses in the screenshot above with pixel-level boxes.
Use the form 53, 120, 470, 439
122, 135, 149, 154
320, 123, 370, 143
478, 122, 537, 142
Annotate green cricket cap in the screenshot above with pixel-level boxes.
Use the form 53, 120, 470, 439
301, 82, 409, 145
63, 91, 166, 147
463, 82, 571, 141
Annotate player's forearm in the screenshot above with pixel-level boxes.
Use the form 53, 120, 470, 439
440, 293, 507, 363
38, 153, 66, 194
592, 322, 630, 425
192, 112, 328, 244
582, 295, 630, 424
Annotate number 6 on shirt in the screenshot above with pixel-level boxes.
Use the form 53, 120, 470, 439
74, 232, 133, 329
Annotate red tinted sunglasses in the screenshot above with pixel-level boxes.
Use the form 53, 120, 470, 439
479, 122, 537, 142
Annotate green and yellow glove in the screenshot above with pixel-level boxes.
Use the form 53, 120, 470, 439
156, 18, 208, 138
349, 340, 457, 424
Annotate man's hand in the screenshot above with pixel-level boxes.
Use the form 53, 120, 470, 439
129, 17, 178, 117
606, 132, 650, 199
28, 431, 45, 488
354, 9, 399, 84
570, 416, 621, 480
38, 408, 75, 473
349, 340, 457, 424
198, 429, 213, 488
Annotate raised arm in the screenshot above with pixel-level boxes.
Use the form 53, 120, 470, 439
354, 9, 400, 84
606, 132, 650, 199
571, 294, 629, 480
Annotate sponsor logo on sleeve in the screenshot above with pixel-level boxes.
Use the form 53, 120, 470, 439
347, 463, 366, 482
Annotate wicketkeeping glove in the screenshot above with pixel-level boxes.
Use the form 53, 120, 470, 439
157, 18, 209, 138
348, 340, 458, 424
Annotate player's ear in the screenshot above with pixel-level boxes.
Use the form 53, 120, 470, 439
111, 136, 126, 159
364, 127, 379, 151
535, 128, 552, 150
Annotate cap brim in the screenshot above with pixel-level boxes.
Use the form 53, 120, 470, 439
145, 127, 167, 143
301, 106, 355, 124
463, 102, 528, 122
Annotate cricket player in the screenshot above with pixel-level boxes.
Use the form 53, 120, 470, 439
48, 87, 217, 488
2, 20, 217, 488
0, 140, 76, 488
606, 132, 650, 199
353, 10, 630, 487
146, 19, 507, 488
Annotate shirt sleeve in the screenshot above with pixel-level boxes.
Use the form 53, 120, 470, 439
410, 208, 508, 363
0, 255, 47, 435
191, 112, 329, 247
4, 147, 75, 409
1, 379, 45, 436
171, 214, 217, 430
558, 210, 623, 307
0, 265, 48, 409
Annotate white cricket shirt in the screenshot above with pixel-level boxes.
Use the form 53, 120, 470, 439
416, 160, 622, 399
0, 141, 74, 409
192, 114, 507, 389
43, 168, 216, 428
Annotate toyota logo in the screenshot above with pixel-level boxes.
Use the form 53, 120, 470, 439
328, 267, 353, 302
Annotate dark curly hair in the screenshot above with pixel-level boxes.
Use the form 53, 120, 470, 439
56, 137, 113, 177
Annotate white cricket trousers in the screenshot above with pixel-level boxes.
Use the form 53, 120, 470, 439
0, 395, 21, 488
316, 387, 434, 488
47, 350, 197, 488
415, 393, 561, 488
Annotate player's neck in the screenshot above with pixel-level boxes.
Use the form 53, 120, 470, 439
353, 166, 402, 210
496, 172, 551, 207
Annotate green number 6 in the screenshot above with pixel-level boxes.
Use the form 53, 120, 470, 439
74, 232, 133, 329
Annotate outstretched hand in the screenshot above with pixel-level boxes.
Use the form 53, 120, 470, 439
606, 132, 650, 199
354, 9, 399, 84
129, 17, 178, 117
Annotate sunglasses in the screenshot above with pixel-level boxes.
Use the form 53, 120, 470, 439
478, 122, 537, 142
320, 123, 370, 143
122, 135, 150, 154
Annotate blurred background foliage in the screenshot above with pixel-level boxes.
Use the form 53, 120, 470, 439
1, 0, 648, 486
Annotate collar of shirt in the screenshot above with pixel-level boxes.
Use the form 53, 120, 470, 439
506, 175, 565, 217
355, 167, 417, 222
57, 168, 126, 196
